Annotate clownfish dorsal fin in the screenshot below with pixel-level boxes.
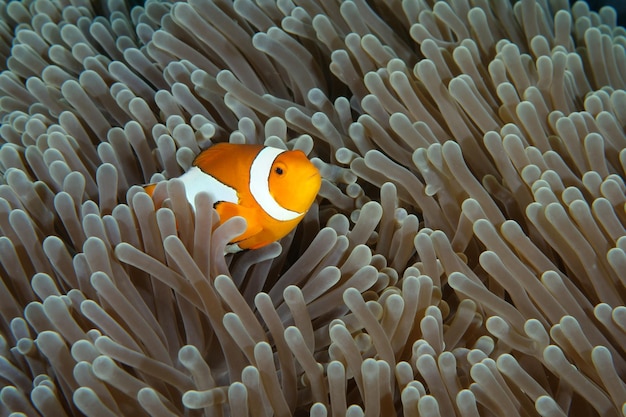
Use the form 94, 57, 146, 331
193, 143, 262, 175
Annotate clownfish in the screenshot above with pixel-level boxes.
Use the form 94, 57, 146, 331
144, 143, 321, 252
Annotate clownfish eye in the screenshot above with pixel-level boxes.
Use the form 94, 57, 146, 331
274, 167, 284, 175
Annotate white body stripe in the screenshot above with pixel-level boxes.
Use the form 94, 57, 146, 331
179, 166, 238, 209
249, 147, 303, 222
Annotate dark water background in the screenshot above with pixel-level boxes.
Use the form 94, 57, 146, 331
582, 0, 626, 26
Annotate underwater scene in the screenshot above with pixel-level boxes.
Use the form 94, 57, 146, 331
0, 0, 625, 416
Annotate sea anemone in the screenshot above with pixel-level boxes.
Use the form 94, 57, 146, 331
1, 0, 625, 416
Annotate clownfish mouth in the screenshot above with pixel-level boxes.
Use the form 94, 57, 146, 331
307, 172, 322, 182
300, 172, 322, 194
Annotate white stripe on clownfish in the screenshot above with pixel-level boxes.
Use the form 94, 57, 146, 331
179, 166, 238, 209
249, 146, 303, 222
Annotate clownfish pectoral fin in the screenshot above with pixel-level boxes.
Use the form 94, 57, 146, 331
215, 202, 263, 242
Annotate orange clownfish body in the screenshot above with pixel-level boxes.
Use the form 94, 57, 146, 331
145, 143, 321, 252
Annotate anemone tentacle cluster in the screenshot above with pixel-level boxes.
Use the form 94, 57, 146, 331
0, 0, 625, 416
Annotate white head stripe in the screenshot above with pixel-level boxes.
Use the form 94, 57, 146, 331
249, 147, 303, 221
